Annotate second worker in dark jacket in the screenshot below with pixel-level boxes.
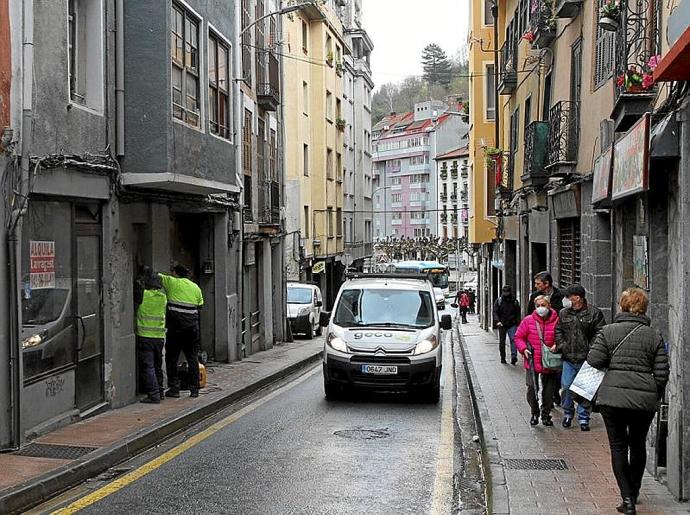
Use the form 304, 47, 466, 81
555, 285, 606, 430
493, 285, 521, 364
586, 288, 668, 515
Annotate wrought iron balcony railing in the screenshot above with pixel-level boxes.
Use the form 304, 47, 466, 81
522, 121, 550, 186
546, 101, 579, 175
440, 213, 448, 223
529, 0, 556, 48
498, 39, 518, 95
259, 180, 281, 225
440, 193, 448, 202
611, 0, 659, 131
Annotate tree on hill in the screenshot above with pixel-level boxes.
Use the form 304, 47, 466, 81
421, 43, 452, 87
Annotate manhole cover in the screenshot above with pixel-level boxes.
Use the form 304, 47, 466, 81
504, 458, 568, 470
334, 428, 391, 440
14, 443, 98, 460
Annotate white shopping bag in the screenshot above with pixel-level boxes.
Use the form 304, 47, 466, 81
569, 361, 606, 401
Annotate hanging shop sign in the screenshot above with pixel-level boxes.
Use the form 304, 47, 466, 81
29, 240, 56, 289
312, 261, 326, 274
633, 235, 649, 290
592, 146, 613, 204
612, 114, 650, 201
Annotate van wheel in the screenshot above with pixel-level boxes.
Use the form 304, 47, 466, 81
424, 382, 441, 404
324, 379, 341, 400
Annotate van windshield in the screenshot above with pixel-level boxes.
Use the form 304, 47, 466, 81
287, 287, 312, 304
333, 288, 434, 329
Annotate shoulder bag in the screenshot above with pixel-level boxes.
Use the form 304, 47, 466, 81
569, 324, 643, 401
536, 320, 562, 370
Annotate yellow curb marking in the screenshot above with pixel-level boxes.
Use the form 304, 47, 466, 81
52, 366, 321, 514
430, 335, 455, 515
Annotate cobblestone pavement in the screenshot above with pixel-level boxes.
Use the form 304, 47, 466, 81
458, 315, 689, 515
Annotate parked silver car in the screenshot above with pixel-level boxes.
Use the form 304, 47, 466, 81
321, 273, 452, 402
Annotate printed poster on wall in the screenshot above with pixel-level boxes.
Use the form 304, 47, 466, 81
591, 146, 613, 204
633, 235, 649, 290
612, 114, 650, 201
29, 240, 55, 289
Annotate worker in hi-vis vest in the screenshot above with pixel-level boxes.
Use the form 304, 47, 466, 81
159, 264, 204, 398
135, 268, 167, 403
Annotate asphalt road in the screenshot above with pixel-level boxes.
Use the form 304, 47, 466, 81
44, 327, 458, 515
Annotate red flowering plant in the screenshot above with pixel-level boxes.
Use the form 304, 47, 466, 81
522, 30, 536, 42
616, 54, 660, 93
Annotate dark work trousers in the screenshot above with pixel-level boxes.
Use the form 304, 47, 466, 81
137, 336, 164, 400
165, 323, 201, 393
525, 369, 558, 417
600, 406, 656, 499
460, 307, 469, 324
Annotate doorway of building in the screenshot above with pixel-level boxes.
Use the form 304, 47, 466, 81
531, 242, 547, 280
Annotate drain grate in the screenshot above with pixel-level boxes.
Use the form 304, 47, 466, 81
15, 443, 98, 460
334, 428, 391, 440
504, 458, 568, 470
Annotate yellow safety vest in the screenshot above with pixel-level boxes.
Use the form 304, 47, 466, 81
159, 274, 204, 317
136, 289, 167, 339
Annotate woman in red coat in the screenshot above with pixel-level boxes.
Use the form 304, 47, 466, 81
515, 295, 560, 426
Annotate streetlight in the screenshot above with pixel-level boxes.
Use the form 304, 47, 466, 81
239, 3, 305, 37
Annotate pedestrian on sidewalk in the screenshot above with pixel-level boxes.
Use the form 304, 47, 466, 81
555, 284, 606, 431
160, 264, 204, 399
492, 285, 521, 365
135, 268, 167, 404
468, 288, 476, 314
457, 290, 470, 324
586, 288, 668, 515
515, 295, 560, 426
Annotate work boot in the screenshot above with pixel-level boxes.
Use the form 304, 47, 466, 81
190, 389, 199, 398
140, 396, 160, 404
166, 389, 180, 398
541, 415, 554, 427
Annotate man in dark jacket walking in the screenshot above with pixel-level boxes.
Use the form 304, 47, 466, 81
493, 285, 521, 364
527, 271, 565, 314
554, 285, 606, 430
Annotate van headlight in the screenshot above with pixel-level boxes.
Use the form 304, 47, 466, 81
414, 335, 438, 355
327, 333, 348, 353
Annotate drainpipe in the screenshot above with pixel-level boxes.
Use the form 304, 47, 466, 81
278, 6, 287, 342
115, 0, 124, 156
234, 0, 244, 359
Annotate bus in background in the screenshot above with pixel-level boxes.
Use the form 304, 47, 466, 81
385, 261, 450, 310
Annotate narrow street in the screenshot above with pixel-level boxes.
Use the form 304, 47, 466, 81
32, 329, 459, 515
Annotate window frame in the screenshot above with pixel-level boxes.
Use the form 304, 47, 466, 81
172, 2, 202, 128
593, 0, 615, 90
483, 0, 495, 26
67, 0, 105, 113
484, 62, 496, 121
208, 27, 232, 140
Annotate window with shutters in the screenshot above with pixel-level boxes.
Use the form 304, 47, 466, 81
558, 218, 581, 287
594, 0, 615, 89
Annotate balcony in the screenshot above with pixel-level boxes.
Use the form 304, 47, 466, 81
440, 169, 448, 180
450, 193, 458, 203
498, 39, 517, 95
451, 168, 458, 180
259, 180, 281, 226
461, 167, 468, 179
450, 213, 458, 223
611, 0, 658, 132
546, 101, 579, 176
257, 52, 280, 111
440, 213, 448, 223
460, 189, 468, 201
555, 0, 583, 18
440, 193, 448, 202
522, 121, 550, 187
529, 1, 556, 48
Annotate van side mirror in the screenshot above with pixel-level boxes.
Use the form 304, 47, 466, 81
319, 311, 331, 327
315, 300, 323, 308
440, 314, 453, 330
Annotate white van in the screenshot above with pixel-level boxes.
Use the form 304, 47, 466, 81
287, 282, 323, 339
320, 273, 453, 402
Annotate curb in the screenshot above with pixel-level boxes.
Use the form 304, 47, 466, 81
0, 350, 323, 515
454, 323, 510, 515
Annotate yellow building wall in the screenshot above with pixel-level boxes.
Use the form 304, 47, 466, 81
468, 0, 497, 244
284, 5, 345, 259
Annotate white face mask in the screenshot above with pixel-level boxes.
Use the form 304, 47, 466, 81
535, 306, 549, 318
562, 298, 573, 309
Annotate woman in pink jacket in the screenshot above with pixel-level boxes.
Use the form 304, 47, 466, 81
515, 295, 560, 426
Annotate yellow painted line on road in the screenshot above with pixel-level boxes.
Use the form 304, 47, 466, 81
52, 366, 321, 515
430, 337, 455, 515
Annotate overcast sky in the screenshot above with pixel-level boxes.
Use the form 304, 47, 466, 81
363, 0, 470, 89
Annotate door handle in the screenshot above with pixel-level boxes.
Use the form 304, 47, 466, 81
74, 315, 93, 352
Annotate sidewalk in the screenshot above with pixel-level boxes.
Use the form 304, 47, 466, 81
457, 316, 689, 515
0, 339, 323, 515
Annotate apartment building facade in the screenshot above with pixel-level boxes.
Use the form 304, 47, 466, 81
284, 0, 347, 309
436, 147, 470, 242
485, 0, 690, 499
372, 102, 468, 240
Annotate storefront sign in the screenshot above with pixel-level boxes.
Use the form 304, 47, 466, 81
592, 146, 613, 204
612, 114, 650, 201
550, 186, 580, 219
29, 240, 55, 289
312, 261, 326, 274
633, 235, 649, 290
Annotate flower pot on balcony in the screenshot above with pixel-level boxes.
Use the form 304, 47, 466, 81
598, 16, 619, 31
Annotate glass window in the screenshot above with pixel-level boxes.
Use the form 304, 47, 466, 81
485, 64, 496, 120
172, 3, 200, 127
287, 287, 312, 304
302, 20, 308, 52
484, 0, 494, 25
209, 33, 230, 139
333, 289, 435, 328
21, 202, 75, 380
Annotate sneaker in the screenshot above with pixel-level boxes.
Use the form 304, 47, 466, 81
165, 389, 180, 398
580, 423, 591, 432
562, 417, 572, 428
530, 415, 539, 426
511, 357, 518, 365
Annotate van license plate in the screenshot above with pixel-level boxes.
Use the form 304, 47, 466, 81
361, 365, 398, 375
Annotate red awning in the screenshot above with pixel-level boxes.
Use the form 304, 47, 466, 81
654, 26, 690, 82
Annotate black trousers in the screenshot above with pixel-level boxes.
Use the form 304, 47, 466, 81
165, 324, 201, 392
460, 307, 468, 323
525, 370, 558, 417
600, 406, 656, 499
137, 336, 165, 400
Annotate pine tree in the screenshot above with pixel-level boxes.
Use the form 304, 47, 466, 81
421, 43, 452, 87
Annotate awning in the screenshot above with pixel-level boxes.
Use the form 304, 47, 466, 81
120, 173, 240, 195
